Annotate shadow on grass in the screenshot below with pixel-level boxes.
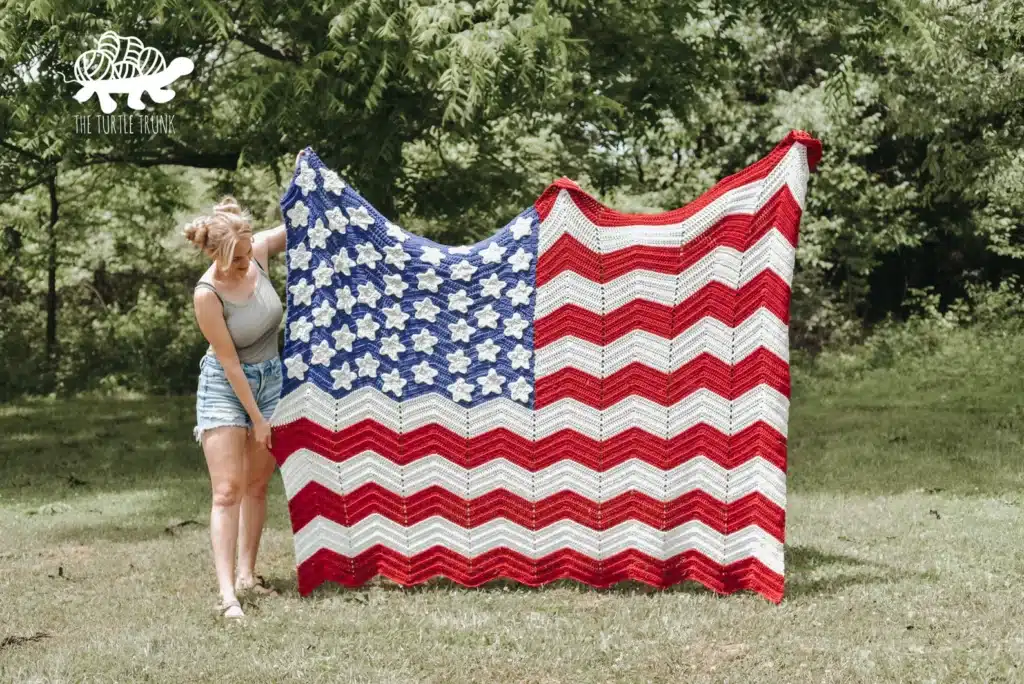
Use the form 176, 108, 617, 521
0, 395, 210, 507
31, 477, 292, 547
782, 545, 900, 599
297, 544, 910, 603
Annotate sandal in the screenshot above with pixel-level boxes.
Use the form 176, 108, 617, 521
217, 597, 245, 619
236, 574, 279, 596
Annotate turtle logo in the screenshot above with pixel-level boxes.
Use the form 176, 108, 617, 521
65, 31, 193, 113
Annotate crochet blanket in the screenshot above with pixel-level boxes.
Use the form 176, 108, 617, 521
269, 130, 822, 603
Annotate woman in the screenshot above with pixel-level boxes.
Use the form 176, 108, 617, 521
182, 155, 301, 618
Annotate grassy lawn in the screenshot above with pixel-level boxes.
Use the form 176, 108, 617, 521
2, 329, 1023, 683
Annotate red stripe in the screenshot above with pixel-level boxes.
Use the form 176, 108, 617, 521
534, 129, 821, 225
296, 546, 785, 603
287, 482, 785, 540
534, 271, 791, 348
535, 186, 802, 286
271, 420, 787, 471
534, 348, 789, 408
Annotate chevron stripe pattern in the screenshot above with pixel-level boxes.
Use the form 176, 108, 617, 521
269, 129, 822, 603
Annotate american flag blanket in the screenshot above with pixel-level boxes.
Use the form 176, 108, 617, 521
270, 129, 822, 603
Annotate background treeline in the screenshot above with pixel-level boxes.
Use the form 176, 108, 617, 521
1, 0, 1022, 400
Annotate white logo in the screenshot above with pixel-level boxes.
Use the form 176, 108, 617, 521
67, 31, 193, 114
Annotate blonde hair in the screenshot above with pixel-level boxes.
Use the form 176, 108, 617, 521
181, 196, 253, 270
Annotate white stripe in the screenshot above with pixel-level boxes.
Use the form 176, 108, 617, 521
537, 143, 813, 254
280, 450, 786, 508
534, 309, 789, 378
292, 515, 784, 574
534, 229, 795, 318
271, 384, 790, 438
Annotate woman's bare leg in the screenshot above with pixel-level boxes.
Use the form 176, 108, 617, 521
236, 428, 277, 585
202, 425, 248, 604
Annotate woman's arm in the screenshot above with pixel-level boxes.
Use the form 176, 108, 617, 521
253, 224, 286, 268
194, 288, 266, 431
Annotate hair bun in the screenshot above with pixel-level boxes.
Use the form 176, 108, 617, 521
182, 216, 212, 249
214, 196, 242, 216
181, 197, 253, 267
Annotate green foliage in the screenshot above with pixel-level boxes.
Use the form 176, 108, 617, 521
56, 285, 210, 395
0, 299, 47, 401
798, 277, 1024, 382
0, 0, 1022, 398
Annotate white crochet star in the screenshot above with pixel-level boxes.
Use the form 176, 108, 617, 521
508, 247, 532, 272
356, 313, 380, 340
310, 339, 335, 366
331, 362, 357, 390
332, 324, 355, 352
332, 248, 355, 276
447, 289, 473, 313
383, 273, 408, 298
347, 205, 375, 230
307, 218, 330, 250
411, 361, 437, 385
288, 242, 312, 271
383, 303, 409, 330
509, 216, 533, 240
355, 352, 380, 378
477, 369, 506, 396
447, 350, 471, 374
335, 286, 356, 314
447, 377, 474, 403
448, 318, 476, 343
480, 274, 507, 299
417, 268, 443, 293
331, 363, 357, 390
385, 221, 407, 242
412, 328, 439, 354
451, 259, 477, 281
312, 300, 336, 327
289, 316, 313, 342
355, 242, 382, 269
320, 168, 346, 195
413, 297, 440, 322
381, 368, 406, 397
284, 353, 308, 380
479, 242, 506, 264
503, 313, 528, 340
286, 200, 309, 228
507, 344, 532, 370
289, 278, 314, 307
295, 160, 317, 195
420, 246, 444, 267
476, 339, 500, 363
449, 245, 472, 255
384, 244, 411, 270
507, 280, 533, 307
379, 333, 406, 361
356, 282, 381, 308
509, 376, 532, 403
325, 206, 348, 234
474, 304, 500, 329
313, 260, 335, 288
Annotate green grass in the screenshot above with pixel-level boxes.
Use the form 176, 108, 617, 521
2, 328, 1023, 683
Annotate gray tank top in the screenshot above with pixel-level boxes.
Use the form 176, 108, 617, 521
194, 257, 283, 364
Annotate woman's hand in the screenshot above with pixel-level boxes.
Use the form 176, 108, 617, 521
252, 416, 273, 451
295, 149, 306, 167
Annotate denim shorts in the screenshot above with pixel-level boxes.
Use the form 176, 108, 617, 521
193, 352, 283, 443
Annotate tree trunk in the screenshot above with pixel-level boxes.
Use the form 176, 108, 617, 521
45, 174, 59, 391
